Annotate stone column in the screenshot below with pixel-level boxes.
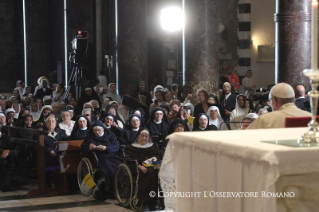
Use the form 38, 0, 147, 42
117, 0, 148, 96
274, 0, 311, 89
185, 0, 220, 102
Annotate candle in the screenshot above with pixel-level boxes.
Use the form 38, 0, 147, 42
312, 0, 318, 71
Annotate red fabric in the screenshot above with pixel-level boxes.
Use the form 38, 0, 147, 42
225, 74, 240, 92
284, 116, 319, 128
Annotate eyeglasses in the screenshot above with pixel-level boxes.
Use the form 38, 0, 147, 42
84, 114, 90, 116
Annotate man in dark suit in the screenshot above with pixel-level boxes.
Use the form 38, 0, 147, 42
294, 85, 310, 112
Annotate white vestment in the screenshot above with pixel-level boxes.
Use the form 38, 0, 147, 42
247, 103, 311, 129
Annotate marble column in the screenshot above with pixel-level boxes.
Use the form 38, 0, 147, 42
117, 0, 148, 96
185, 0, 220, 103
274, 0, 311, 89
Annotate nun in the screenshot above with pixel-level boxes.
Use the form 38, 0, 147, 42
120, 114, 142, 149
30, 102, 41, 121
127, 128, 162, 210
206, 106, 228, 130
101, 112, 123, 138
147, 107, 169, 139
69, 115, 91, 140
34, 79, 52, 99
81, 121, 123, 190
192, 113, 218, 131
43, 116, 68, 185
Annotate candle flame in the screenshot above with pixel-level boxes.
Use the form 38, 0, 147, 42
313, 0, 318, 3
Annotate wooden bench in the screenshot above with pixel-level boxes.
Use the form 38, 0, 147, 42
57, 140, 84, 194
4, 126, 56, 196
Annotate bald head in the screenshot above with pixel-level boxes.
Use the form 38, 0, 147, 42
294, 85, 306, 98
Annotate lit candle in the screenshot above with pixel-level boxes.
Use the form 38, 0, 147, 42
312, 0, 318, 71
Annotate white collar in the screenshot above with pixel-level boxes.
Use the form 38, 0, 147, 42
48, 131, 58, 139
199, 126, 206, 130
131, 142, 153, 148
154, 120, 162, 124
105, 125, 111, 129
132, 128, 139, 131
225, 93, 231, 100
80, 127, 87, 130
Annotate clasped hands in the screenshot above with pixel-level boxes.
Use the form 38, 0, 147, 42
89, 143, 107, 151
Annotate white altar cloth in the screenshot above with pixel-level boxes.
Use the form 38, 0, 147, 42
159, 127, 319, 212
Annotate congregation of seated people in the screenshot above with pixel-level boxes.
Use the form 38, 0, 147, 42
0, 71, 313, 209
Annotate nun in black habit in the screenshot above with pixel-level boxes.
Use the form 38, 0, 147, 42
69, 115, 91, 140
120, 114, 142, 149
127, 128, 162, 209
147, 107, 169, 140
101, 112, 123, 139
43, 116, 68, 185
192, 113, 218, 131
15, 114, 38, 140
81, 120, 123, 187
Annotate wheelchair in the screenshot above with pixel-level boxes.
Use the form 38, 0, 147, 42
114, 142, 163, 211
77, 151, 110, 199
114, 157, 142, 210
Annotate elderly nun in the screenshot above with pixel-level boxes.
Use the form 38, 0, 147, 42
81, 120, 123, 191
192, 113, 218, 131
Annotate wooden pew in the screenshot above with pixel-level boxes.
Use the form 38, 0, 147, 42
4, 126, 58, 196
57, 140, 84, 194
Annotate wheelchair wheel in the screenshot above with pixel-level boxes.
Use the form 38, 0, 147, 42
130, 196, 144, 211
114, 164, 133, 207
77, 157, 94, 196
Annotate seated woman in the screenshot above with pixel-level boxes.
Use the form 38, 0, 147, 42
121, 114, 142, 149
109, 101, 126, 124
69, 115, 91, 140
130, 108, 147, 128
16, 114, 37, 140
82, 108, 96, 124
5, 109, 16, 127
30, 102, 41, 121
33, 106, 52, 129
104, 105, 124, 129
11, 102, 21, 119
0, 134, 20, 192
59, 111, 75, 137
90, 99, 102, 120
102, 113, 123, 139
206, 106, 228, 130
167, 118, 189, 137
147, 107, 169, 139
127, 128, 162, 210
51, 102, 61, 122
43, 116, 68, 185
81, 121, 123, 191
15, 108, 30, 127
192, 113, 218, 131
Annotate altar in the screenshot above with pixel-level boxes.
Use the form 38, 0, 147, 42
159, 127, 319, 212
